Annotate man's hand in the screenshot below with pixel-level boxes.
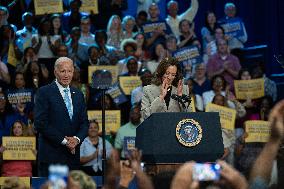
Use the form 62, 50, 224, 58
217, 160, 248, 189
269, 99, 284, 142
65, 136, 79, 154
170, 162, 199, 189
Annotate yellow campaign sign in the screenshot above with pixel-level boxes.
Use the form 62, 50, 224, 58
2, 137, 36, 160
80, 0, 99, 14
119, 76, 142, 95
205, 103, 236, 130
0, 177, 30, 187
34, 0, 63, 15
7, 43, 19, 67
234, 78, 265, 100
189, 97, 196, 112
88, 110, 121, 134
88, 65, 118, 84
245, 120, 270, 143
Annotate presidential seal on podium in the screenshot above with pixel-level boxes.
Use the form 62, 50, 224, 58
176, 119, 203, 147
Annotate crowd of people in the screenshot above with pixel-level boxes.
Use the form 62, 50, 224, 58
0, 0, 282, 188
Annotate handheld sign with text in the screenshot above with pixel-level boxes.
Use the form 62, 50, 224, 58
87, 110, 121, 134
7, 89, 34, 105
172, 45, 202, 65
219, 17, 245, 39
142, 21, 167, 34
89, 65, 118, 85
2, 137, 36, 160
119, 76, 142, 95
106, 83, 128, 105
80, 0, 99, 14
123, 136, 136, 159
205, 103, 236, 131
34, 0, 63, 15
0, 177, 30, 187
234, 78, 265, 100
173, 45, 202, 78
245, 120, 270, 143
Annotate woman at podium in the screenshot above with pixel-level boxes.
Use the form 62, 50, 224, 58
141, 57, 191, 121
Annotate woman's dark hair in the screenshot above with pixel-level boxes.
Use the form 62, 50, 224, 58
88, 45, 100, 56
95, 30, 108, 43
23, 47, 36, 63
49, 13, 67, 41
178, 19, 192, 32
238, 68, 251, 79
152, 57, 183, 87
204, 11, 218, 36
133, 32, 147, 50
211, 74, 227, 89
151, 42, 165, 61
38, 17, 50, 35
12, 71, 26, 89
10, 120, 27, 136
215, 25, 225, 35
212, 93, 225, 104
24, 61, 46, 88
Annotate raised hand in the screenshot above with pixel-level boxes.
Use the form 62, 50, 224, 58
269, 99, 284, 142
177, 80, 183, 96
217, 160, 248, 189
160, 79, 169, 100
129, 149, 142, 172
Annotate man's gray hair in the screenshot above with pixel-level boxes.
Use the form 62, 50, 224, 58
54, 57, 73, 69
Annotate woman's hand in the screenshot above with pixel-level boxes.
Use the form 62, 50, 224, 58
160, 79, 169, 100
177, 80, 183, 96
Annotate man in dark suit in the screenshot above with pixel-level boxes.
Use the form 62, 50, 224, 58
34, 57, 88, 176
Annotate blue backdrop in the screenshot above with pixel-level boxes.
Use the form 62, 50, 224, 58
175, 0, 284, 75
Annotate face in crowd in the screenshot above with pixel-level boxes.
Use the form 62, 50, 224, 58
88, 121, 99, 138
148, 4, 160, 20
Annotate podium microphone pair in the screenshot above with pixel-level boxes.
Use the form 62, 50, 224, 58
171, 94, 191, 102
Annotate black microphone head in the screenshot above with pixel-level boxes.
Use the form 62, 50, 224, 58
171, 94, 179, 100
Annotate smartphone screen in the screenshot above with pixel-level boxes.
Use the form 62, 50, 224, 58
192, 163, 221, 181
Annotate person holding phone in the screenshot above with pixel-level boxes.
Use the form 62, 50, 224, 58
141, 57, 191, 121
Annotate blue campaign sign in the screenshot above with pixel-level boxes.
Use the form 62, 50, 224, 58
123, 136, 136, 158
173, 45, 203, 78
172, 45, 203, 65
142, 21, 172, 36
106, 83, 128, 106
219, 17, 245, 38
6, 88, 34, 105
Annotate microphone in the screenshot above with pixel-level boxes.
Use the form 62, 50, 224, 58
181, 94, 191, 101
171, 94, 183, 102
171, 94, 192, 104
